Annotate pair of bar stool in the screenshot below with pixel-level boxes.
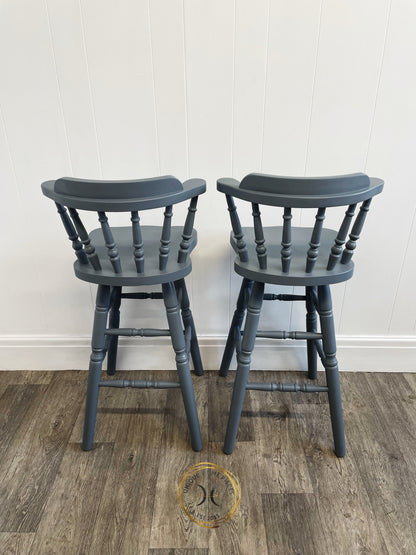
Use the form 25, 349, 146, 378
42, 172, 383, 457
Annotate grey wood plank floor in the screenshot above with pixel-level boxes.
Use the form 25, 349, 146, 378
0, 370, 415, 555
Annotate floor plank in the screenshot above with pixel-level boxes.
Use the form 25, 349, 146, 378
69, 370, 130, 444
262, 492, 327, 555
343, 373, 416, 554
29, 442, 114, 554
0, 370, 415, 554
0, 385, 45, 467
0, 374, 84, 532
208, 371, 255, 443
207, 442, 268, 555
89, 376, 169, 555
149, 371, 209, 550
0, 533, 35, 555
249, 371, 314, 494
297, 402, 388, 554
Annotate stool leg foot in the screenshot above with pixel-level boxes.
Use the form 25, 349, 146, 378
306, 286, 318, 380
175, 278, 204, 376
317, 285, 345, 457
223, 281, 264, 454
83, 285, 111, 451
163, 282, 202, 452
107, 286, 121, 376
220, 278, 253, 377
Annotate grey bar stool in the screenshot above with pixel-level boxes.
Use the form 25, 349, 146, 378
42, 175, 206, 452
218, 173, 384, 457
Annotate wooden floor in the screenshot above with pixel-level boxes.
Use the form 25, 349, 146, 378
1, 369, 416, 554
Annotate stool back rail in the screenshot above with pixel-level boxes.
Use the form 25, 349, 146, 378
42, 175, 206, 452
217, 172, 383, 457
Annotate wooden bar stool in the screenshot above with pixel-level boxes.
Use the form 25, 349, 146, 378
42, 175, 205, 452
218, 173, 384, 456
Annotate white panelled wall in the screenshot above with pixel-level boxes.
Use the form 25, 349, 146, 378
0, 0, 415, 371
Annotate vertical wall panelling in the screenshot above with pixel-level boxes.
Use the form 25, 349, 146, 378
228, 0, 269, 360
260, 0, 322, 337
184, 0, 235, 335
0, 0, 415, 370
389, 208, 416, 334
343, 0, 416, 337
149, 0, 188, 179
45, 0, 102, 178
0, 0, 93, 336
304, 0, 391, 335
79, 0, 159, 179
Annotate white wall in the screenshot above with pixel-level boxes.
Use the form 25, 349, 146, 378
0, 0, 415, 371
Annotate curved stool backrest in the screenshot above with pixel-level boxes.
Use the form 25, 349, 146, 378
218, 172, 384, 277
42, 176, 206, 275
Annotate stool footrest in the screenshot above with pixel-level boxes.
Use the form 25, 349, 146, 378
254, 330, 323, 340
99, 379, 180, 389
246, 382, 328, 393
105, 327, 171, 337
121, 292, 163, 299
263, 294, 306, 301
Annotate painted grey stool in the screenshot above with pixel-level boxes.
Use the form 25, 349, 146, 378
218, 173, 384, 457
42, 175, 206, 452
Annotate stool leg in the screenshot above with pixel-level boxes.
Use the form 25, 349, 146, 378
219, 278, 253, 377
162, 281, 202, 452
83, 284, 111, 451
306, 286, 318, 380
317, 285, 346, 457
175, 278, 203, 376
107, 286, 122, 376
223, 281, 264, 454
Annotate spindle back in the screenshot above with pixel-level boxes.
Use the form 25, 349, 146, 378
218, 173, 383, 279
42, 176, 206, 278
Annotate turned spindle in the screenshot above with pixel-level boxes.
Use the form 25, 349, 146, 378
341, 199, 371, 264
55, 203, 88, 264
98, 211, 121, 273
281, 207, 292, 273
68, 207, 101, 270
327, 204, 357, 270
131, 210, 144, 273
178, 197, 198, 264
226, 194, 248, 262
306, 207, 326, 273
252, 203, 267, 269
159, 205, 172, 271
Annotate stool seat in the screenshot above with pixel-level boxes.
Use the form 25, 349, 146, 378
75, 226, 197, 286
232, 227, 354, 286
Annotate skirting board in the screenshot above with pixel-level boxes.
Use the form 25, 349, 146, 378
0, 335, 415, 372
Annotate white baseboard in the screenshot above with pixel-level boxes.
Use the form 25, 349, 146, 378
0, 334, 415, 372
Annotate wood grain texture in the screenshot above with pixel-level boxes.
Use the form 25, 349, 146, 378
342, 373, 416, 553
29, 442, 114, 554
208, 371, 254, 443
0, 370, 416, 554
207, 442, 268, 555
0, 533, 35, 555
0, 374, 83, 532
89, 375, 169, 555
149, 372, 209, 549
262, 493, 327, 555
249, 372, 313, 494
